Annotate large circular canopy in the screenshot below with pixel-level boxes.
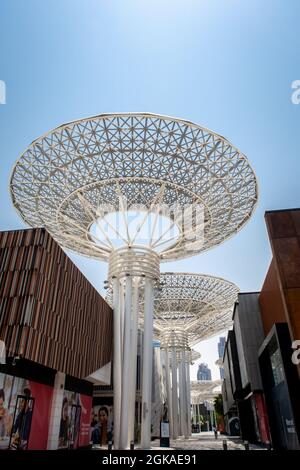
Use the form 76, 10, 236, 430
191, 380, 222, 392
190, 380, 222, 404
10, 113, 257, 261
191, 349, 202, 363
151, 273, 239, 344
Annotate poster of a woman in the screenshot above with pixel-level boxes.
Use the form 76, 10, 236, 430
58, 391, 90, 449
0, 375, 15, 448
58, 396, 70, 448
9, 388, 34, 450
0, 374, 32, 450
91, 405, 113, 447
0, 389, 8, 442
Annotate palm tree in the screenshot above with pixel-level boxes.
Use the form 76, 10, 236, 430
213, 394, 225, 432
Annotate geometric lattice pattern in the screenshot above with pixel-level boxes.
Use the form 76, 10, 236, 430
152, 273, 239, 344
190, 380, 222, 404
10, 113, 258, 261
191, 349, 202, 363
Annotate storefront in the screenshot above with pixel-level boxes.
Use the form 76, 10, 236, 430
0, 228, 113, 451
0, 359, 93, 450
0, 359, 55, 450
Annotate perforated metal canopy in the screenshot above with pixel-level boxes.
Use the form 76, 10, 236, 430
190, 380, 222, 404
215, 358, 223, 367
191, 349, 201, 363
10, 113, 258, 261
151, 273, 239, 345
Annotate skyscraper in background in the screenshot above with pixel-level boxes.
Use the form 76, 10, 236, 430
218, 337, 226, 379
197, 363, 212, 381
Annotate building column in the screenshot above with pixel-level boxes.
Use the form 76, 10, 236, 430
112, 277, 121, 449
164, 348, 173, 437
109, 246, 159, 450
197, 404, 201, 431
120, 276, 133, 449
128, 279, 139, 444
178, 352, 185, 436
182, 350, 189, 438
186, 358, 191, 437
119, 283, 125, 367
210, 409, 214, 431
141, 278, 154, 449
47, 372, 65, 450
171, 347, 179, 439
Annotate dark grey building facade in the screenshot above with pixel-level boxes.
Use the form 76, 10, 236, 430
222, 330, 242, 436
218, 337, 226, 380
259, 323, 300, 450
222, 293, 271, 444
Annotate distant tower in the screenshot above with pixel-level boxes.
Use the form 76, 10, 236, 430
217, 337, 226, 379
197, 363, 212, 381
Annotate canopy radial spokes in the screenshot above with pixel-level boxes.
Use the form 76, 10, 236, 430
10, 112, 258, 260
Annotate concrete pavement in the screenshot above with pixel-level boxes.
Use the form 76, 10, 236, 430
151, 432, 267, 450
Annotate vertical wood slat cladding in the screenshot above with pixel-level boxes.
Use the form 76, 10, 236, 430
265, 209, 300, 342
0, 228, 113, 379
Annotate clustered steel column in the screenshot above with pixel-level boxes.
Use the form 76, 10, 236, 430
178, 349, 191, 438
183, 350, 190, 438
185, 354, 192, 437
197, 404, 201, 431
109, 246, 160, 449
141, 278, 155, 448
171, 347, 179, 439
178, 350, 186, 437
119, 276, 133, 448
161, 330, 191, 440
164, 349, 173, 437
193, 404, 197, 428
128, 280, 139, 443
112, 277, 121, 449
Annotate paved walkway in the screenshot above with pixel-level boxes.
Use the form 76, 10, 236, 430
151, 432, 266, 450
92, 432, 267, 451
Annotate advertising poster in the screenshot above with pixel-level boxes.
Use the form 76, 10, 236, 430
78, 394, 93, 448
0, 372, 53, 450
254, 393, 271, 444
58, 390, 92, 449
90, 404, 113, 447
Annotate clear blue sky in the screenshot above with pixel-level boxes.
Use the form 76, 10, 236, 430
1, 0, 300, 379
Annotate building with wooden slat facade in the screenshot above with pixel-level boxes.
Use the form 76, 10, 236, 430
0, 228, 113, 450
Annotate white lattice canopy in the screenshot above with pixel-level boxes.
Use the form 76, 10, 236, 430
152, 273, 239, 344
165, 347, 201, 365
191, 349, 202, 363
191, 380, 222, 404
10, 113, 257, 261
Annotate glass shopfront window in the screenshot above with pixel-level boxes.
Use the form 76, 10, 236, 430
270, 346, 284, 387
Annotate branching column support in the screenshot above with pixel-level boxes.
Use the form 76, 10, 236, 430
164, 349, 173, 438
112, 277, 121, 449
171, 347, 179, 439
186, 356, 192, 437
141, 278, 155, 449
109, 246, 160, 450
